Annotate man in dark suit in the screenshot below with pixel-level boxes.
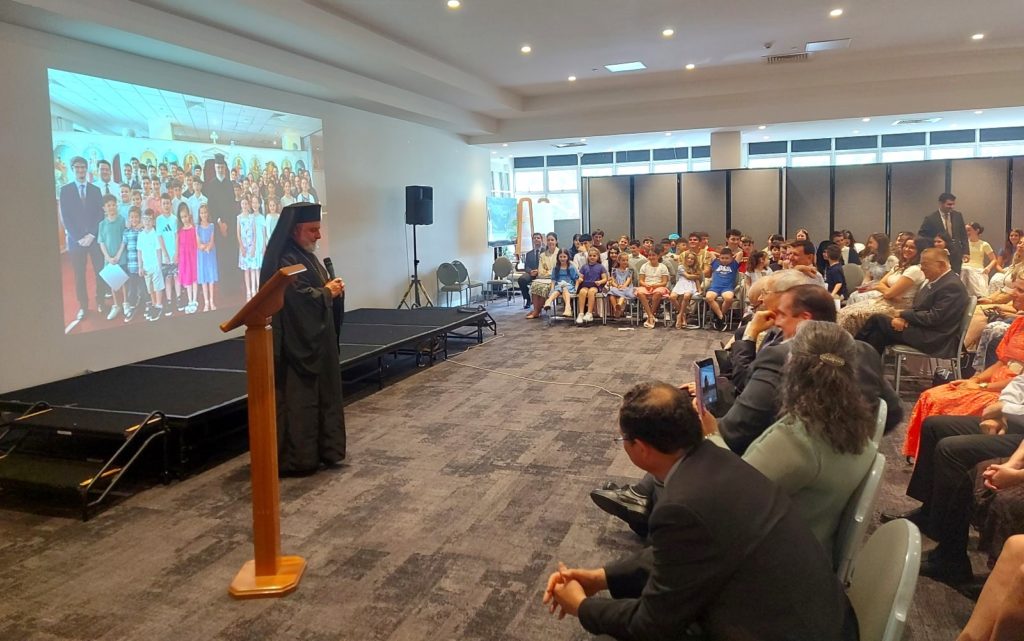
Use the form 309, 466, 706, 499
517, 232, 544, 309
920, 192, 968, 274
856, 248, 970, 357
591, 284, 900, 534
59, 156, 106, 319
204, 153, 240, 296
545, 382, 858, 641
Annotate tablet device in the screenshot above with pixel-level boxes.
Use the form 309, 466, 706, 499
694, 358, 718, 415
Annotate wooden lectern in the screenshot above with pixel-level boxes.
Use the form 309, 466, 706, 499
220, 264, 307, 599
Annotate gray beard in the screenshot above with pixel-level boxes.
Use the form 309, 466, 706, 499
300, 241, 319, 253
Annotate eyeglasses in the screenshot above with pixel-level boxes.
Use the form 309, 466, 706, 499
613, 435, 633, 444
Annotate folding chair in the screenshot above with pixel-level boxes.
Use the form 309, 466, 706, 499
846, 518, 922, 641
833, 453, 886, 586
885, 298, 976, 394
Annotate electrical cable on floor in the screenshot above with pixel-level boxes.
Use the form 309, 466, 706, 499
441, 332, 624, 400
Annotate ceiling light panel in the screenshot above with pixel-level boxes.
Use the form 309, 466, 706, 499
604, 61, 647, 73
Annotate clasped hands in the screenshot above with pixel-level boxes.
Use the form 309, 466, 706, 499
326, 277, 345, 298
542, 563, 606, 619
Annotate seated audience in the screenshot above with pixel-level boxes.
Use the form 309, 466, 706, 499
696, 321, 877, 552
896, 279, 1024, 458
544, 383, 859, 641
575, 247, 607, 325
839, 235, 929, 335
745, 250, 771, 290
544, 248, 579, 318
841, 229, 862, 262
859, 232, 899, 284
635, 250, 670, 329
525, 232, 559, 319
669, 250, 702, 329
856, 247, 970, 360
767, 242, 784, 271
824, 244, 848, 300
990, 228, 1024, 293
606, 252, 635, 319
591, 285, 900, 537
957, 534, 1024, 641
572, 234, 593, 271
602, 244, 620, 273
703, 247, 740, 330
518, 232, 544, 309
880, 373, 1024, 584
788, 238, 827, 285
963, 222, 999, 298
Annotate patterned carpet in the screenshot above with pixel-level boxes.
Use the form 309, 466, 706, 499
0, 303, 977, 640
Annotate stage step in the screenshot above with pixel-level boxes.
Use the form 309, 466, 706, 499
0, 452, 119, 492
0, 406, 169, 519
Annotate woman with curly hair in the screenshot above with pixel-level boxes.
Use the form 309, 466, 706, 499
699, 320, 877, 552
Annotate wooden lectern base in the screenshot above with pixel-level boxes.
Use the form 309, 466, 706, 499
229, 555, 306, 599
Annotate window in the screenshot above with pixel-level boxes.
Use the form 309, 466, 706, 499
929, 146, 976, 160
581, 166, 614, 177
653, 161, 688, 173
544, 193, 580, 220
881, 149, 925, 163
747, 156, 786, 169
790, 154, 831, 167
834, 152, 878, 166
514, 169, 544, 193
547, 168, 579, 191
615, 164, 650, 175
980, 143, 1024, 158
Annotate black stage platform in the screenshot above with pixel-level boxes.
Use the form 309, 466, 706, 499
0, 306, 494, 517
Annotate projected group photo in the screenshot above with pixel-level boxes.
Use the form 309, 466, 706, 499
49, 69, 326, 335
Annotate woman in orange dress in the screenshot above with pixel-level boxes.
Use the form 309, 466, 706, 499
903, 315, 1024, 458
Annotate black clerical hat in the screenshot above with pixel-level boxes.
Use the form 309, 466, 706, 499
259, 203, 322, 286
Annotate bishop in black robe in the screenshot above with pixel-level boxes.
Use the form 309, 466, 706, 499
260, 203, 345, 475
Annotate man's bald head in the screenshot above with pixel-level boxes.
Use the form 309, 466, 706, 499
920, 247, 951, 281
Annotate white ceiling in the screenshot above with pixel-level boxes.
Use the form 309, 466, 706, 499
48, 68, 323, 146
318, 0, 1024, 94
5, 0, 1024, 147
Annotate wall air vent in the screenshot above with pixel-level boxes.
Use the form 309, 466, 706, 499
763, 52, 809, 64
892, 118, 942, 126
553, 142, 587, 149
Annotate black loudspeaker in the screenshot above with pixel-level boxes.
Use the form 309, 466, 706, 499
405, 185, 433, 225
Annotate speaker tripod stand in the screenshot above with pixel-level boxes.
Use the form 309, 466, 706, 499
398, 223, 433, 309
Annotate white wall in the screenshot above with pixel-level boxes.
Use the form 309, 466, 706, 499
0, 22, 490, 393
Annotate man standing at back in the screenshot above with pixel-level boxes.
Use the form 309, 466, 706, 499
920, 192, 967, 273
545, 382, 858, 641
59, 156, 107, 320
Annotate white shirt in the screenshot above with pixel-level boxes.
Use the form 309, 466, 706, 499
1001, 375, 1024, 417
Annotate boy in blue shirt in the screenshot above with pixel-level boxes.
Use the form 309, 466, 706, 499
704, 247, 739, 330
824, 244, 848, 300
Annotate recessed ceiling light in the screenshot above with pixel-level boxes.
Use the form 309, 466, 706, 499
520, 44, 532, 54
762, 135, 770, 140
664, 132, 672, 136
580, 138, 587, 142
491, 151, 496, 154
950, 123, 960, 128
972, 33, 985, 40
446, 0, 460, 8
974, 110, 984, 114
685, 63, 696, 70
829, 8, 843, 17
852, 130, 860, 134
502, 143, 508, 147
758, 125, 766, 130
604, 61, 647, 73
567, 75, 577, 82
662, 28, 675, 38
861, 117, 871, 122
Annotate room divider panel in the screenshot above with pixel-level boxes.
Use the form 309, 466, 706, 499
633, 174, 679, 240
785, 166, 830, 242
834, 164, 887, 245
731, 168, 781, 245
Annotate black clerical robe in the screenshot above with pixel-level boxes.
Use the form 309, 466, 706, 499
272, 239, 346, 474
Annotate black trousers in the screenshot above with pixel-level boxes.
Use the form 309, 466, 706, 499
68, 241, 108, 311
906, 415, 1024, 558
517, 273, 533, 301
855, 314, 903, 355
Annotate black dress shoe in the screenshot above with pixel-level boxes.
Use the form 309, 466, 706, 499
320, 457, 346, 469
920, 554, 973, 585
880, 506, 927, 529
590, 484, 650, 537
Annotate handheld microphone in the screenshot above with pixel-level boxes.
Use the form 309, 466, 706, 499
324, 257, 336, 280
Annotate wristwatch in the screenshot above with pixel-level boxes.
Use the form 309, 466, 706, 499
979, 382, 989, 389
